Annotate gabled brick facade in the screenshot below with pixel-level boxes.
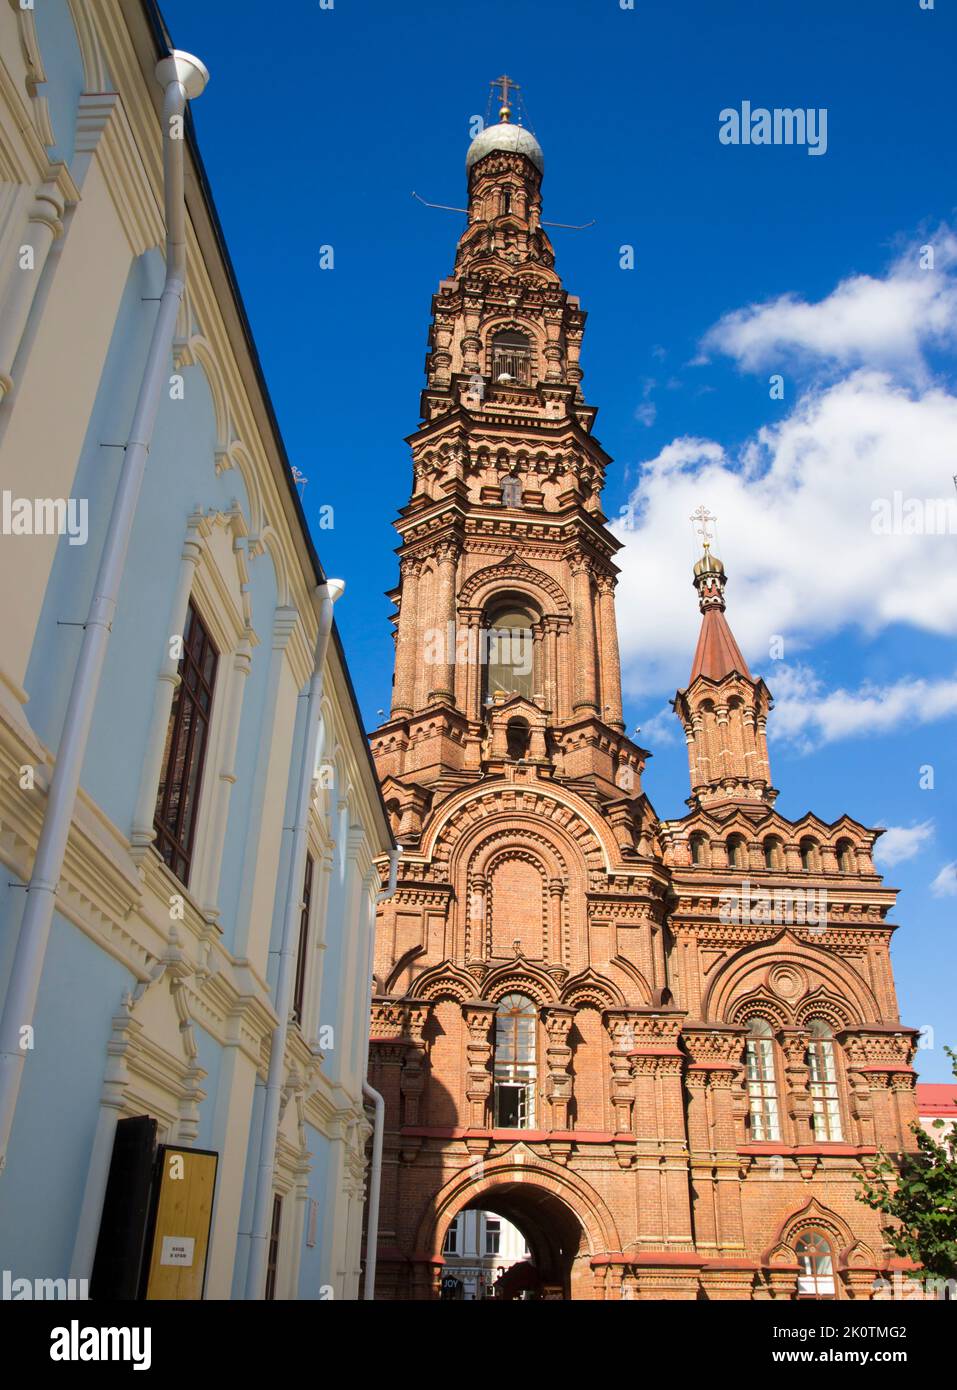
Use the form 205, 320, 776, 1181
367, 96, 919, 1300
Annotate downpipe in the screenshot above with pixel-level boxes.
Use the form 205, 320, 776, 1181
0, 51, 208, 1175
361, 843, 400, 1301
244, 580, 345, 1299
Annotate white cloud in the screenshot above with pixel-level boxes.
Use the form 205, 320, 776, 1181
768, 664, 957, 749
700, 229, 957, 375
873, 821, 935, 868
613, 223, 957, 765
633, 704, 680, 747
614, 372, 957, 699
930, 862, 957, 897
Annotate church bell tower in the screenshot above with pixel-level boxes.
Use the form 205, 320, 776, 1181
365, 82, 919, 1303
374, 79, 645, 821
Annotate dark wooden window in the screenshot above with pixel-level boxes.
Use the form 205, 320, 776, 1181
264, 1193, 282, 1301
292, 852, 314, 1025
153, 600, 218, 885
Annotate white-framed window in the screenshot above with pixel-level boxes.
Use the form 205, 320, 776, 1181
796, 1230, 836, 1298
484, 1216, 501, 1256
494, 994, 537, 1128
443, 1215, 461, 1255
807, 1018, 843, 1141
745, 1016, 781, 1141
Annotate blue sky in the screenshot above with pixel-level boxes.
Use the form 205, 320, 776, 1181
161, 0, 956, 1078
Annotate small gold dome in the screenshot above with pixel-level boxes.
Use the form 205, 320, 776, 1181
693, 545, 725, 580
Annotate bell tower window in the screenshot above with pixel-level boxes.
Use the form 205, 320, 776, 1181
491, 329, 531, 385
483, 606, 535, 703
506, 716, 531, 760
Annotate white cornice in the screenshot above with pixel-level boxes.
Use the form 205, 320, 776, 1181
74, 91, 162, 254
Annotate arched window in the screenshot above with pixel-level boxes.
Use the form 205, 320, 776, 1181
501, 187, 512, 215
807, 1019, 843, 1141
764, 836, 783, 870
483, 606, 535, 703
745, 1017, 781, 1141
727, 834, 747, 870
795, 1231, 836, 1298
836, 839, 855, 873
506, 716, 531, 760
800, 837, 818, 871
690, 833, 707, 866
494, 994, 537, 1128
491, 329, 531, 385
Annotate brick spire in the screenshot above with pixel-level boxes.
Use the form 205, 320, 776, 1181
688, 546, 753, 683
674, 545, 776, 810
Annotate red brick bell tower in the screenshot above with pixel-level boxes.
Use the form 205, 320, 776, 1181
366, 85, 920, 1301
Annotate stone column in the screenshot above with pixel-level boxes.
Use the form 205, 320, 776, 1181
427, 542, 459, 706
463, 1001, 495, 1128
460, 607, 483, 719
570, 558, 598, 713
461, 295, 483, 375
542, 1007, 576, 1129
543, 618, 559, 716
400, 1004, 431, 1127
543, 307, 563, 382
547, 879, 564, 965
430, 313, 454, 387
391, 557, 421, 717
595, 576, 624, 728
780, 1028, 813, 1143
0, 171, 66, 397
465, 873, 487, 962
605, 1012, 639, 1132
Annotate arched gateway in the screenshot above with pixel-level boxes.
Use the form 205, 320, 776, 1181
366, 87, 919, 1302
419, 1156, 620, 1301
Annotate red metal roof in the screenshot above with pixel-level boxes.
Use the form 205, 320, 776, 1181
690, 607, 753, 683
916, 1083, 957, 1115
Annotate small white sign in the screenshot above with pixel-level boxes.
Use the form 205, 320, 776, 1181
160, 1236, 195, 1268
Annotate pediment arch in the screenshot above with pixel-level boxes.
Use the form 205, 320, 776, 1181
408, 962, 479, 1004
560, 968, 625, 1010
704, 930, 880, 1025
482, 959, 560, 1006
458, 556, 571, 617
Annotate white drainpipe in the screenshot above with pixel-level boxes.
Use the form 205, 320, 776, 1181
361, 844, 400, 1301
0, 51, 208, 1175
245, 580, 345, 1299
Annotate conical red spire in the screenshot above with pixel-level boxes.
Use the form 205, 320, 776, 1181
688, 545, 751, 683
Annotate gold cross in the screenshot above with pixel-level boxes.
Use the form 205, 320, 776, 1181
492, 74, 519, 120
690, 504, 716, 549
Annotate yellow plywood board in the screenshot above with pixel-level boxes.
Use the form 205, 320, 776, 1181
144, 1149, 217, 1300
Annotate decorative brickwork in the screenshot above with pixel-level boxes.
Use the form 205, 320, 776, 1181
367, 100, 919, 1300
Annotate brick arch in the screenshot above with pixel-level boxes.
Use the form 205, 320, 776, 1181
704, 930, 880, 1025
450, 817, 581, 966
729, 994, 791, 1030
482, 961, 559, 1005
458, 558, 571, 617
794, 990, 855, 1030
561, 968, 625, 1010
408, 963, 480, 1003
425, 781, 616, 876
764, 1197, 855, 1266
419, 1149, 621, 1277
484, 847, 549, 960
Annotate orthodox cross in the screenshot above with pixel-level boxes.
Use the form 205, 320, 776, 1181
690, 504, 716, 550
492, 73, 519, 119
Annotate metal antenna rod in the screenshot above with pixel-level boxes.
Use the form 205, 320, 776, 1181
411, 191, 594, 230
